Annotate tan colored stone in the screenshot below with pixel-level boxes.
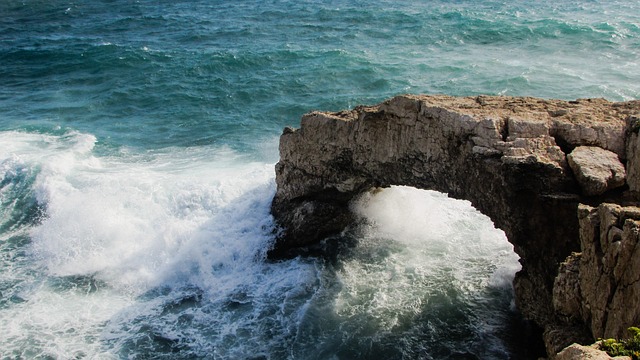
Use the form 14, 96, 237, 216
507, 116, 550, 140
555, 344, 630, 360
553, 253, 582, 321
567, 146, 626, 196
554, 203, 640, 340
271, 94, 640, 357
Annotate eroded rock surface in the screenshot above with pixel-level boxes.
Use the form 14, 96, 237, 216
567, 146, 626, 196
555, 343, 630, 360
627, 116, 640, 194
271, 94, 640, 357
554, 204, 640, 340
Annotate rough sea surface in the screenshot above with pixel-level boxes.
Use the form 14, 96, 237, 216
1, 1, 638, 359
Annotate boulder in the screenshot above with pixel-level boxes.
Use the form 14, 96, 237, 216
567, 146, 626, 196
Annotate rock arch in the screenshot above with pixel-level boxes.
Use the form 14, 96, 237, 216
270, 95, 640, 355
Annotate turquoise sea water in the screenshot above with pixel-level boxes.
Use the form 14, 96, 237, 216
1, 1, 638, 359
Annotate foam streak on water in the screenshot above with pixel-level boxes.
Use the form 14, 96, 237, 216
1, 0, 638, 358
0, 130, 523, 359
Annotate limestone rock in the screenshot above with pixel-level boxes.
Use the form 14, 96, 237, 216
507, 116, 550, 139
553, 203, 640, 340
544, 324, 595, 356
555, 343, 630, 360
553, 253, 582, 321
271, 94, 640, 357
626, 116, 640, 193
567, 146, 626, 196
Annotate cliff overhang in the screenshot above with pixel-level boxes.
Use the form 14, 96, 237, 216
270, 94, 640, 357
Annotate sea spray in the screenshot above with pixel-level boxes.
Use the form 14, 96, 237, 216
1, 0, 638, 358
321, 187, 522, 359
0, 131, 282, 357
0, 132, 524, 358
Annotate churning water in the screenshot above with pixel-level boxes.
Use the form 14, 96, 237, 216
1, 0, 638, 358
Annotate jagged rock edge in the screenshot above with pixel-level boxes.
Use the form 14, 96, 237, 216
270, 94, 640, 358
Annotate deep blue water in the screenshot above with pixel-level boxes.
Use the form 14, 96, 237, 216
0, 1, 638, 359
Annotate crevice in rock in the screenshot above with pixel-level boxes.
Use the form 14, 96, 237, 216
551, 132, 575, 156
500, 116, 509, 141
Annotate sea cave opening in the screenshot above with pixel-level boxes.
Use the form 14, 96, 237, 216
317, 185, 547, 359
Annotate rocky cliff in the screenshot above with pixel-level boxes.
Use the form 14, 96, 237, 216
270, 94, 640, 357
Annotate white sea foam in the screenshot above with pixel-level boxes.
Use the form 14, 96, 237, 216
24, 135, 276, 294
1, 286, 129, 359
0, 130, 282, 357
334, 186, 521, 339
0, 131, 522, 358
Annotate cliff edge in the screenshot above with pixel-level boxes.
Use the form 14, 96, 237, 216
270, 94, 640, 357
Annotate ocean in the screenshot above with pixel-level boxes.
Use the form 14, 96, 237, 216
1, 1, 638, 359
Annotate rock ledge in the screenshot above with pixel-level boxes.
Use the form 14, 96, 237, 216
271, 94, 640, 357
